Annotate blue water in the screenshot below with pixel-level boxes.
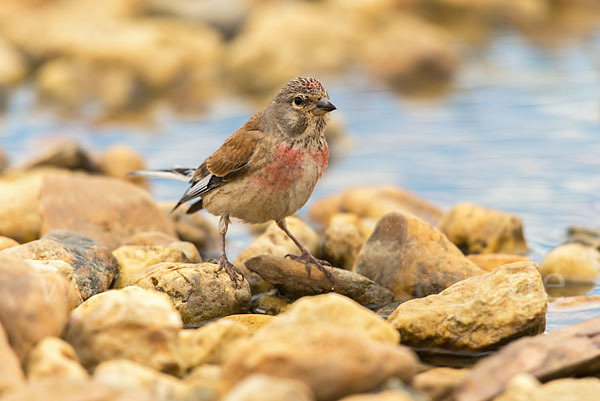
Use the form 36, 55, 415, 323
2, 32, 600, 331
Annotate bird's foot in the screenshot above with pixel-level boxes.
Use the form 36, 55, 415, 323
216, 256, 245, 287
285, 251, 335, 285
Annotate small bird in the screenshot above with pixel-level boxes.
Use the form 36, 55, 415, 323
134, 77, 336, 286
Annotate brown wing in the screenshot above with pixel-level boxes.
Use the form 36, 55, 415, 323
174, 113, 264, 210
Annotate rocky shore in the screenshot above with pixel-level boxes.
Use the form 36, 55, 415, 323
1, 142, 600, 401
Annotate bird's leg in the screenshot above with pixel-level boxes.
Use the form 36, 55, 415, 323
276, 218, 335, 285
215, 214, 244, 286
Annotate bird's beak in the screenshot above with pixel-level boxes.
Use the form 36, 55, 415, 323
315, 97, 336, 114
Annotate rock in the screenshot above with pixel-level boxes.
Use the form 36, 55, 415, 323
221, 294, 414, 400
0, 147, 7, 172
337, 390, 417, 401
130, 262, 251, 325
567, 225, 600, 250
0, 169, 46, 242
0, 35, 26, 87
453, 316, 600, 401
94, 359, 205, 401
65, 286, 183, 373
359, 14, 458, 96
39, 171, 176, 250
25, 337, 88, 381
493, 374, 600, 401
163, 241, 202, 262
259, 293, 399, 344
183, 364, 221, 393
467, 253, 530, 272
125, 230, 180, 246
226, 2, 357, 96
0, 378, 157, 401
250, 292, 291, 315
0, 321, 25, 395
23, 140, 98, 172
309, 186, 444, 226
234, 217, 320, 293
222, 324, 417, 401
322, 213, 373, 270
220, 314, 274, 334
354, 211, 484, 301
412, 367, 468, 401
438, 203, 528, 255
0, 235, 18, 251
0, 256, 72, 361
1, 230, 119, 300
98, 144, 147, 187
388, 262, 546, 352
112, 244, 199, 288
246, 255, 394, 307
160, 203, 218, 252
540, 243, 600, 282
23, 259, 82, 307
178, 319, 250, 370
223, 374, 315, 401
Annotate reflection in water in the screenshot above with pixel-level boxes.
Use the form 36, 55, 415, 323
2, 31, 600, 332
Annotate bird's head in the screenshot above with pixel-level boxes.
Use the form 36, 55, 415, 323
265, 77, 336, 137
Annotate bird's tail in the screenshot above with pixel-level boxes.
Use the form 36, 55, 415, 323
128, 167, 195, 183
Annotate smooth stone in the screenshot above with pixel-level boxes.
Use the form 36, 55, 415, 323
322, 213, 373, 270
438, 202, 528, 255
23, 140, 98, 172
267, 293, 400, 344
178, 319, 250, 370
25, 337, 88, 381
567, 225, 600, 250
388, 262, 546, 352
183, 364, 221, 394
160, 202, 218, 252
0, 321, 25, 395
0, 256, 72, 361
38, 171, 176, 250
0, 169, 47, 242
124, 230, 180, 246
0, 35, 25, 87
112, 244, 199, 288
412, 367, 469, 401
65, 286, 183, 374
131, 262, 251, 324
222, 374, 315, 401
467, 253, 530, 272
493, 374, 600, 401
250, 292, 291, 315
246, 255, 394, 307
309, 186, 444, 226
337, 390, 418, 401
234, 217, 320, 294
540, 243, 600, 282
1, 230, 119, 300
94, 359, 209, 401
0, 378, 156, 401
220, 314, 274, 335
453, 316, 600, 401
354, 211, 484, 301
23, 259, 82, 307
222, 325, 416, 401
98, 144, 148, 187
0, 235, 19, 251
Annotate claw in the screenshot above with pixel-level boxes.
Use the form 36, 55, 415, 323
286, 251, 335, 286
216, 256, 245, 288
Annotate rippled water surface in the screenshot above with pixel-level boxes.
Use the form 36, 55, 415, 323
2, 31, 600, 332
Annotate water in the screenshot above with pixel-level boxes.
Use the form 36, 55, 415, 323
2, 31, 600, 332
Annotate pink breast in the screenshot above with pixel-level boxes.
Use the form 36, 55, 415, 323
311, 142, 329, 179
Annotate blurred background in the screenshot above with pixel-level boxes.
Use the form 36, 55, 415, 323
1, 0, 600, 269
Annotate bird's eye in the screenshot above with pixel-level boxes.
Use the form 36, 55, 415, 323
293, 96, 303, 106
